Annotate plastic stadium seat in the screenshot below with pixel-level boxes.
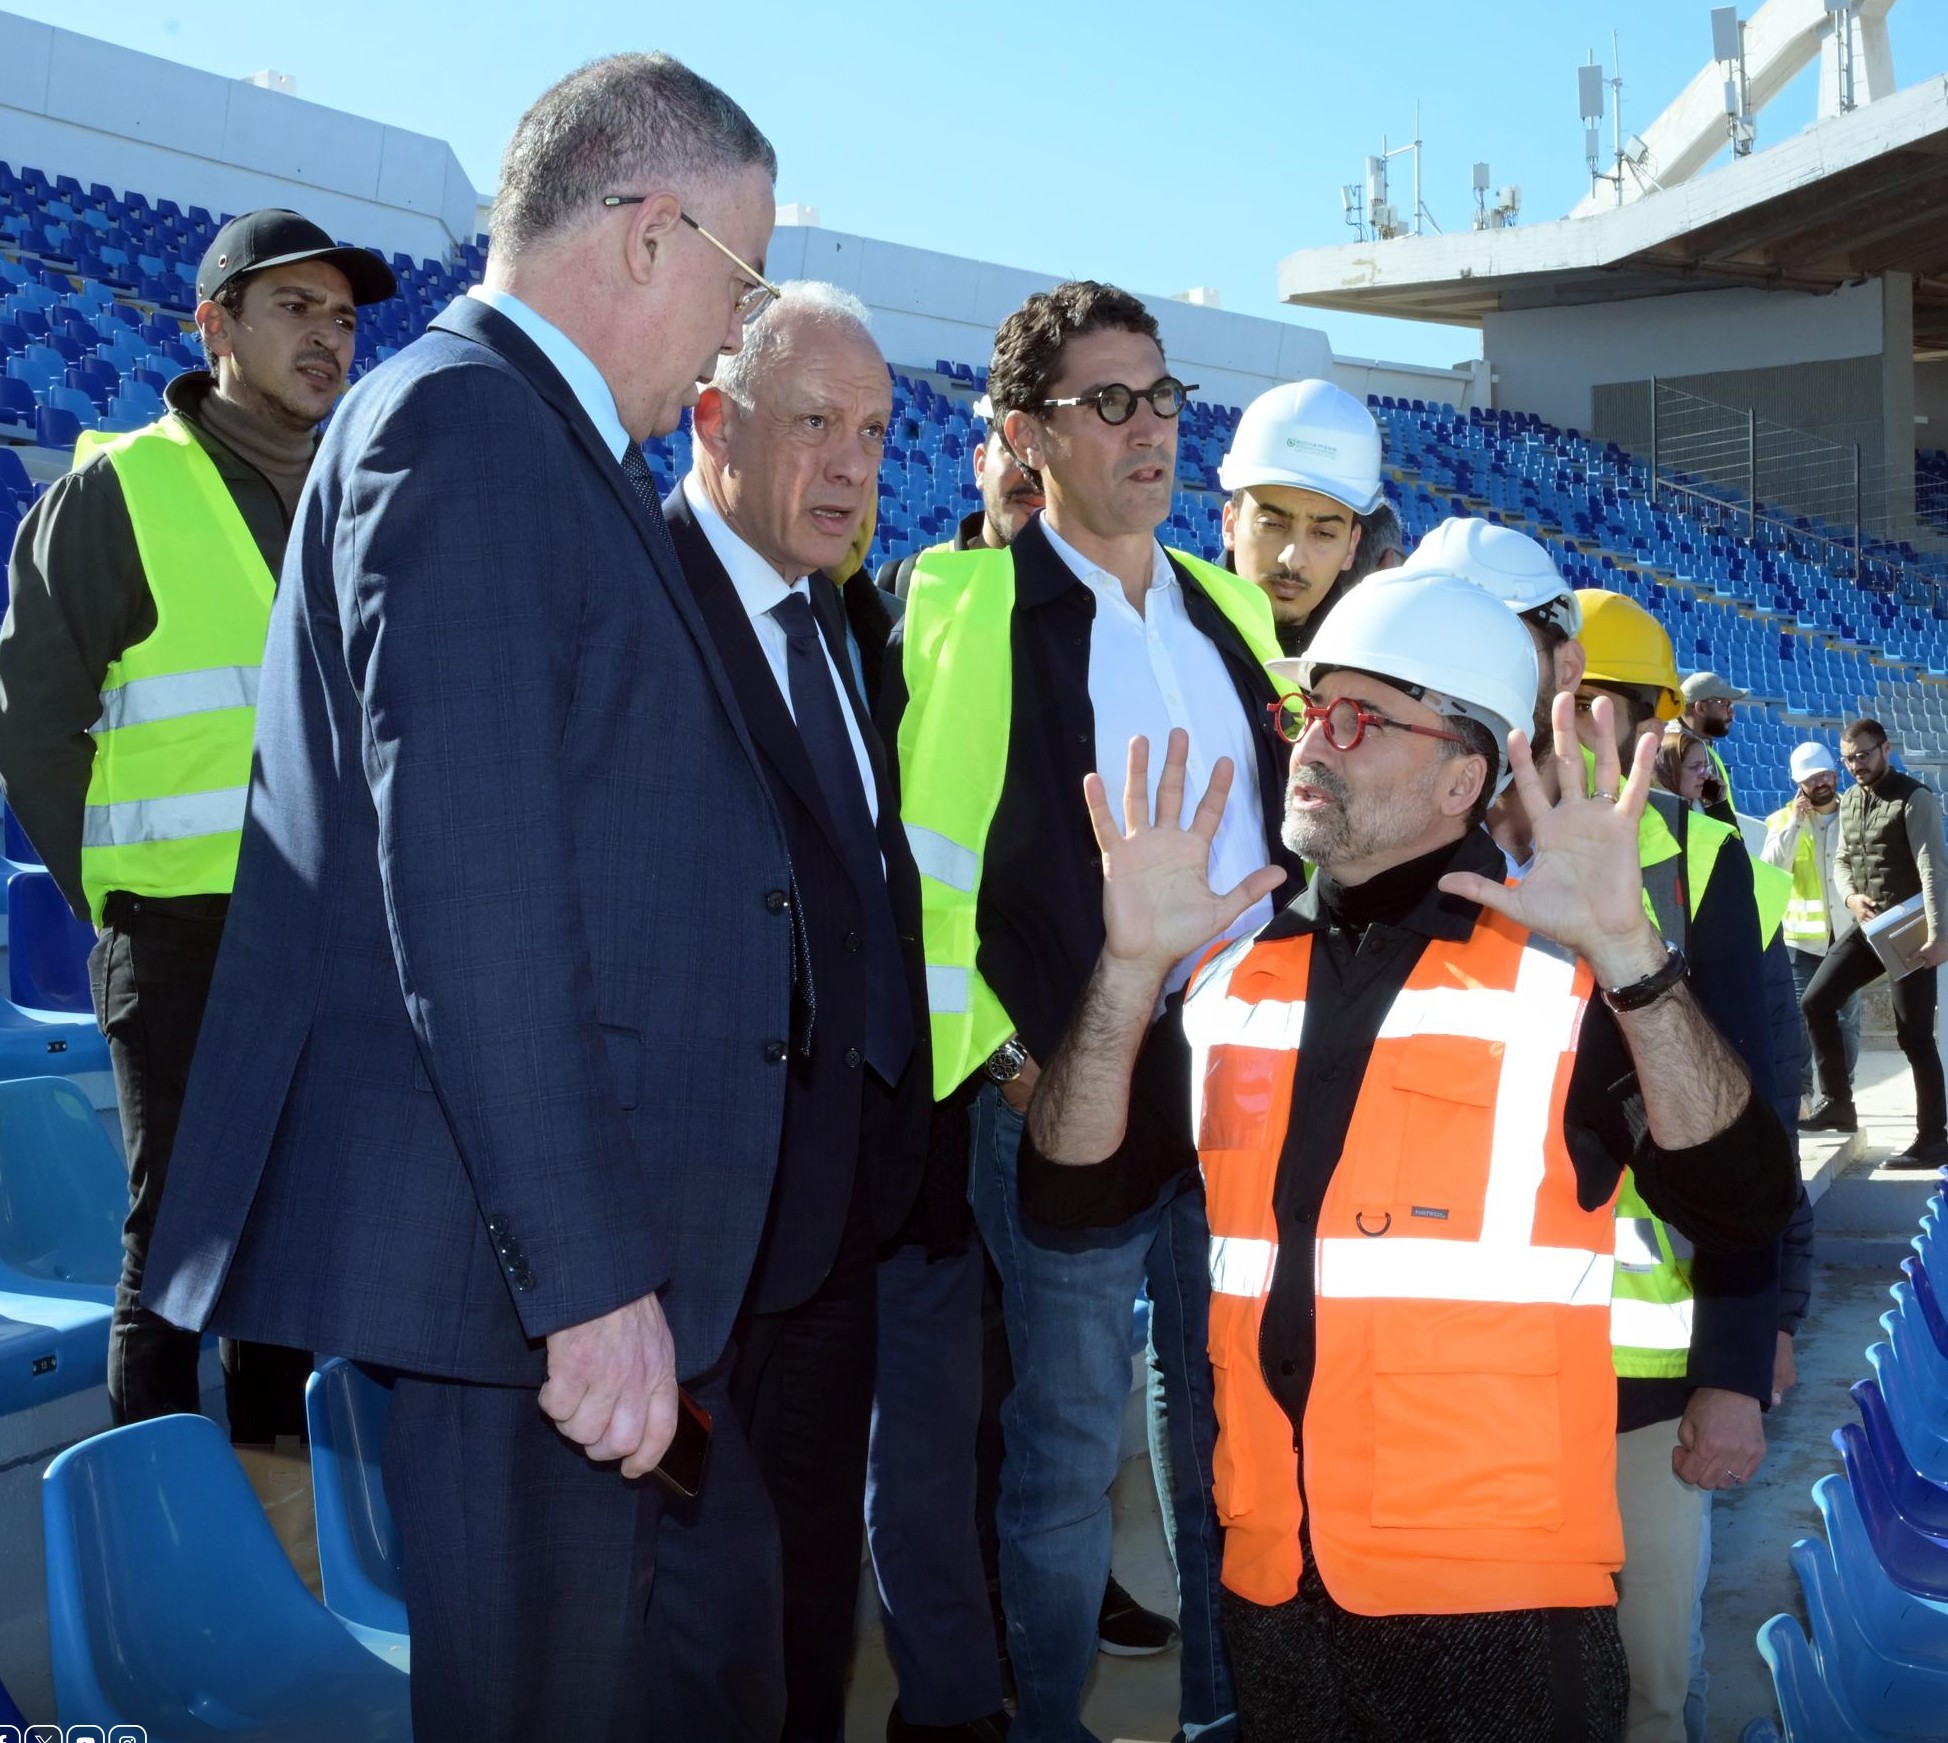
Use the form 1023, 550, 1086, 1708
1755, 1611, 1897, 1741
306, 1359, 409, 1656
1791, 1528, 1948, 1734
42, 1414, 413, 1739
3, 805, 40, 866
1835, 1422, 1948, 1603
34, 403, 82, 449
1812, 1470, 1948, 1671
1906, 1251, 1948, 1361
0, 1075, 124, 1300
9, 871, 93, 1014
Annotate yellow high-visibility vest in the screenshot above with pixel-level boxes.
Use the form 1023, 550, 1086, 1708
74, 416, 274, 924
898, 543, 1280, 1096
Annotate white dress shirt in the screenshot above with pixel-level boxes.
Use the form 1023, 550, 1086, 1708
467, 286, 630, 461
1040, 519, 1272, 992
680, 471, 877, 823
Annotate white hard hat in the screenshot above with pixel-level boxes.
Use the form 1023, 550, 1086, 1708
1790, 742, 1837, 783
1268, 571, 1539, 797
1399, 517, 1581, 637
1218, 379, 1383, 514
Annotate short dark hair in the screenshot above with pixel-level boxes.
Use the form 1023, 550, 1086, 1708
492, 53, 776, 258
1347, 499, 1405, 583
1441, 714, 1501, 829
1843, 717, 1887, 747
988, 281, 1161, 484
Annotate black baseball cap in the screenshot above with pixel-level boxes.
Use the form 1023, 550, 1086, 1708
196, 209, 399, 306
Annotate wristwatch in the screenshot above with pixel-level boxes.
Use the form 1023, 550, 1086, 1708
984, 1035, 1029, 1084
1600, 944, 1687, 1013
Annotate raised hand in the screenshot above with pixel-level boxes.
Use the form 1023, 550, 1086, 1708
1437, 691, 1666, 987
1085, 729, 1286, 973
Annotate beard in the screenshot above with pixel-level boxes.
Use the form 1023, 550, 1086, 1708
1529, 693, 1555, 761
1697, 716, 1731, 739
1806, 782, 1837, 808
1282, 757, 1444, 872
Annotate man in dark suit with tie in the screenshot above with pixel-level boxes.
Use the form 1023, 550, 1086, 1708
141, 55, 795, 1743
650, 281, 930, 1742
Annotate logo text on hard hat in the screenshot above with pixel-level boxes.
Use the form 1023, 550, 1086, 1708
1284, 436, 1341, 459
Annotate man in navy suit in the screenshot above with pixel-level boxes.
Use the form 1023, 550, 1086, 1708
651, 283, 930, 1741
143, 54, 793, 1743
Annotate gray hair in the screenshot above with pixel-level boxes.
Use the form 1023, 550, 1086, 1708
491, 53, 776, 257
712, 281, 876, 409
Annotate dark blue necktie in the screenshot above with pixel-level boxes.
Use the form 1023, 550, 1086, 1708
769, 591, 913, 1083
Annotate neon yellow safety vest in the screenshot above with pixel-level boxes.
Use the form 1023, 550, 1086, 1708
1708, 743, 1736, 815
898, 543, 1281, 1097
1611, 784, 1740, 1378
74, 416, 275, 925
1765, 804, 1830, 951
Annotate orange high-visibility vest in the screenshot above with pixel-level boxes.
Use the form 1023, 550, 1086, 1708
1184, 906, 1621, 1617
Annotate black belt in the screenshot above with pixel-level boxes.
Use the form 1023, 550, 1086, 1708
101, 890, 231, 926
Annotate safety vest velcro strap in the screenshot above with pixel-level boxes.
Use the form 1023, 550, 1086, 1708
94, 664, 260, 733
1318, 1238, 1614, 1307
1610, 1293, 1695, 1350
82, 785, 249, 849
1209, 1235, 1279, 1298
906, 823, 978, 893
926, 963, 969, 1015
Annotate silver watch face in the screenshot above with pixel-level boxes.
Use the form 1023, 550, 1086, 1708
986, 1040, 1025, 1082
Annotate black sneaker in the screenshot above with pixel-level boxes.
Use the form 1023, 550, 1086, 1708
887, 1703, 1012, 1742
1097, 1573, 1180, 1656
1885, 1137, 1948, 1171
1799, 1099, 1858, 1133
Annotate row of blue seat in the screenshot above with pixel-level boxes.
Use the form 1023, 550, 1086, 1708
1744, 1188, 1948, 1740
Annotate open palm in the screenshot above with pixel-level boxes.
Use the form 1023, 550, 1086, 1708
1087, 730, 1287, 972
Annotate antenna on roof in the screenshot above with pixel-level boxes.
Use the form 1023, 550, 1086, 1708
1345, 107, 1441, 242
1577, 47, 1628, 207
1711, 8, 1757, 155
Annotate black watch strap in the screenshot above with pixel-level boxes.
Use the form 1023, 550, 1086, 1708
1601, 944, 1687, 1013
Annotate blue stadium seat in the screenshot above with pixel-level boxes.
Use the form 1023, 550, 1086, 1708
1754, 1611, 1893, 1742
306, 1359, 409, 1654
34, 403, 82, 448
0, 1291, 110, 1414
42, 1414, 414, 1739
1791, 1526, 1948, 1736
8, 871, 92, 1013
1835, 1420, 1948, 1604
3, 806, 40, 866
0, 1074, 123, 1300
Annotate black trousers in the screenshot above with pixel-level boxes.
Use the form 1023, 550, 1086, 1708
648, 1170, 881, 1743
88, 893, 312, 1438
1222, 1566, 1627, 1743
1804, 925, 1946, 1141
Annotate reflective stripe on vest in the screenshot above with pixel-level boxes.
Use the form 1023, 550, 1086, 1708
1186, 904, 1621, 1617
77, 415, 274, 924
899, 542, 1282, 1096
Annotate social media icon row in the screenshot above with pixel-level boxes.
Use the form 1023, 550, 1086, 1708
0, 1725, 145, 1741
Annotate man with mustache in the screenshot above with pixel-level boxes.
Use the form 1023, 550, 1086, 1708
0, 208, 396, 1439
1761, 742, 1861, 1111
886, 279, 1297, 1743
1018, 570, 1794, 1742
1217, 379, 1386, 657
651, 281, 930, 1740
1679, 671, 1743, 822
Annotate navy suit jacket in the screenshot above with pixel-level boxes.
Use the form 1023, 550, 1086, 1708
662, 491, 927, 1313
143, 297, 795, 1386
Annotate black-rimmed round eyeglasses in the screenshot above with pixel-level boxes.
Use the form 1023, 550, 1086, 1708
1036, 376, 1197, 426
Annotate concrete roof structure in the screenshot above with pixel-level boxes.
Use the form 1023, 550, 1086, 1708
1278, 71, 1948, 357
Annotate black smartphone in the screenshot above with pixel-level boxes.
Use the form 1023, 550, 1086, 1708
651, 1386, 712, 1498
1701, 776, 1725, 807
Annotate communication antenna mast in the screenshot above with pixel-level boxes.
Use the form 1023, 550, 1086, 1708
1342, 106, 1442, 241
1827, 0, 1859, 113
1711, 8, 1757, 155
1577, 40, 1628, 206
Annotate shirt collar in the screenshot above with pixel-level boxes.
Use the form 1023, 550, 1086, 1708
681, 469, 809, 624
468, 286, 630, 462
1039, 515, 1173, 601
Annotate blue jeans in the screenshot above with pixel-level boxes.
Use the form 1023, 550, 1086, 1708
970, 1085, 1235, 1743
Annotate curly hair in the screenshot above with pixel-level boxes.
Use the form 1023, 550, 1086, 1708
987, 281, 1161, 483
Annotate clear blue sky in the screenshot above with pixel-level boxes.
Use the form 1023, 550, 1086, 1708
14, 0, 1947, 369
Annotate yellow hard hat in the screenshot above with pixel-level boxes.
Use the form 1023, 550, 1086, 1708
1574, 589, 1683, 721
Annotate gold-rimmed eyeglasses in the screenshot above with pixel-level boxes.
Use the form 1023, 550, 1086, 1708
601, 196, 783, 321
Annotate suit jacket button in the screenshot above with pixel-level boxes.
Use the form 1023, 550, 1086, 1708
844, 1046, 861, 1069
765, 889, 790, 913
843, 930, 861, 952
764, 1040, 788, 1064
